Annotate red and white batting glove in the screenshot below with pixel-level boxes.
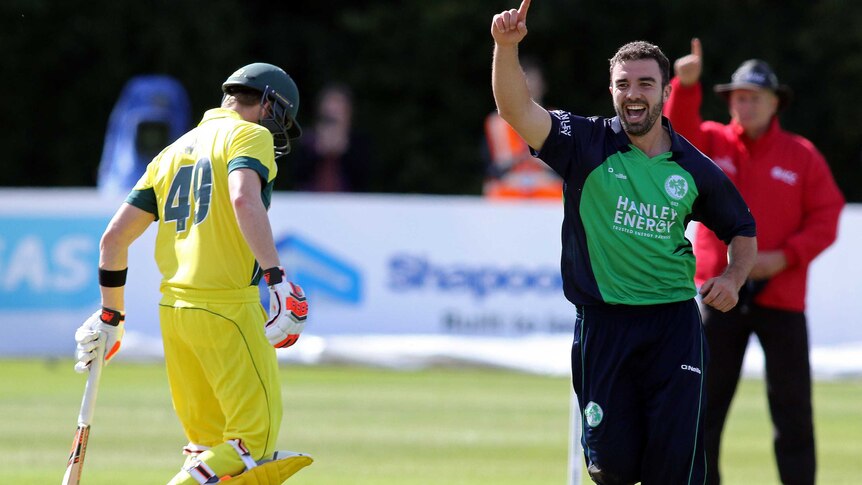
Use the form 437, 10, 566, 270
74, 307, 125, 373
263, 267, 308, 348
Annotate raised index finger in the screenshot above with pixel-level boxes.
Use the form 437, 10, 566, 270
518, 0, 531, 20
691, 37, 702, 58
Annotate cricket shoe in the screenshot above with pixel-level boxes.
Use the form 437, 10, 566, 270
218, 451, 313, 484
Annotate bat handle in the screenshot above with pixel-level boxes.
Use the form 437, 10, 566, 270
78, 331, 106, 426
62, 332, 107, 485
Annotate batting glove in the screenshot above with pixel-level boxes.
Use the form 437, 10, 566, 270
74, 307, 125, 373
263, 267, 308, 348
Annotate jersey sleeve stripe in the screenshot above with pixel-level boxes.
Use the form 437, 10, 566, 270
125, 188, 160, 220
228, 156, 270, 182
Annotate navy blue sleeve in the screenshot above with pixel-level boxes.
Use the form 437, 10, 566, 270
534, 110, 597, 179
690, 158, 756, 244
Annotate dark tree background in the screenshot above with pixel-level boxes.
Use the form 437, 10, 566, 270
3, 0, 860, 200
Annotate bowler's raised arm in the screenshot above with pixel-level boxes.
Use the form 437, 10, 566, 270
491, 0, 551, 152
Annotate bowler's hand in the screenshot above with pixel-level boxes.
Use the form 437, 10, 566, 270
674, 38, 703, 86
491, 0, 531, 46
700, 274, 741, 313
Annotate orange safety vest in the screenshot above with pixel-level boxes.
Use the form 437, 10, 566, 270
483, 113, 563, 200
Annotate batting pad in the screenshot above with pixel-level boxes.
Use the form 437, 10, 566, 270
222, 453, 313, 484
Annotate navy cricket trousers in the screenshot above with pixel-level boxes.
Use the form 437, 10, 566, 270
572, 299, 707, 485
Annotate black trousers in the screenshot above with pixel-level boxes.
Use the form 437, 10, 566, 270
702, 303, 815, 485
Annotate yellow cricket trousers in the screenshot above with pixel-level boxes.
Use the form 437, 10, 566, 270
160, 298, 282, 483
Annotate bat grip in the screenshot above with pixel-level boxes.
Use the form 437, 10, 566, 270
78, 331, 106, 426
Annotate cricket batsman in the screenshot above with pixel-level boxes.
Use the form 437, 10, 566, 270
73, 62, 313, 484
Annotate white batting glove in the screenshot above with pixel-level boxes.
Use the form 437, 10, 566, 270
74, 308, 125, 373
263, 267, 308, 348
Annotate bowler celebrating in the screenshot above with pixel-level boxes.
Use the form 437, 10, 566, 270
491, 1, 757, 483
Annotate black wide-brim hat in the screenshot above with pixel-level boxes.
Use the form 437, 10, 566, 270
714, 59, 793, 110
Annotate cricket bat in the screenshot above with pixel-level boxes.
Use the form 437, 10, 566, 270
62, 332, 106, 485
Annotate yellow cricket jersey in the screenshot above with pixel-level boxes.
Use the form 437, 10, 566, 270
126, 108, 278, 303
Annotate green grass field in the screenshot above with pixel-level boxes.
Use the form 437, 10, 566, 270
1, 360, 860, 484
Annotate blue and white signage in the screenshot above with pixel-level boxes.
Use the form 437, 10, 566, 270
0, 217, 106, 309
1, 191, 859, 357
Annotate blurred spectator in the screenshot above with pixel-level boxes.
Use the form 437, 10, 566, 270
279, 83, 372, 192
97, 75, 190, 197
483, 57, 562, 199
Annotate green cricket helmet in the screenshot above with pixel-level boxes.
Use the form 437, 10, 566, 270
222, 62, 302, 156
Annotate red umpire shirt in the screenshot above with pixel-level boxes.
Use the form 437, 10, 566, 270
664, 78, 844, 312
